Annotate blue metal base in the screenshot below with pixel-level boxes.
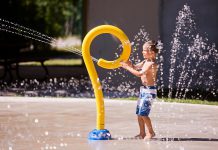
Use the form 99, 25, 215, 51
88, 129, 112, 140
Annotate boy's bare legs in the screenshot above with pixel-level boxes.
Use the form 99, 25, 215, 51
142, 116, 155, 139
135, 115, 146, 139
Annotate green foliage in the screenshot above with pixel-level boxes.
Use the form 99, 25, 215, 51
19, 0, 83, 36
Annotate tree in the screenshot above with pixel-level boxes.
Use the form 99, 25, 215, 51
1, 0, 83, 37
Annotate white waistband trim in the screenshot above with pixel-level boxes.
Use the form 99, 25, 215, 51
140, 86, 157, 95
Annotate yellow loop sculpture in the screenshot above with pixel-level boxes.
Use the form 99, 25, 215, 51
82, 25, 131, 140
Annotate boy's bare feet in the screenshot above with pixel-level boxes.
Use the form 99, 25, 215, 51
144, 132, 155, 140
134, 134, 146, 139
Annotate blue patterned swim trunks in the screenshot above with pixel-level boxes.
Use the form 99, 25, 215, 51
136, 86, 157, 116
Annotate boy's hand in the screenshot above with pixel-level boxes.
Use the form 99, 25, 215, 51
120, 61, 129, 69
125, 60, 132, 66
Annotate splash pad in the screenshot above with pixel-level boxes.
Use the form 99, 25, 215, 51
1, 97, 218, 150
0, 3, 218, 149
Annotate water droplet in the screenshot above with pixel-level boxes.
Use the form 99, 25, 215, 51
179, 146, 185, 150
8, 147, 13, 150
209, 76, 213, 79
34, 119, 39, 123
45, 131, 49, 135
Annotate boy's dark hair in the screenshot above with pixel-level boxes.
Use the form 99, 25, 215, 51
143, 40, 159, 53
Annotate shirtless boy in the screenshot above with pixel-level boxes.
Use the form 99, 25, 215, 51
120, 40, 158, 139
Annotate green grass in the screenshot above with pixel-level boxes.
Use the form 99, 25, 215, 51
113, 97, 218, 106
44, 59, 82, 66
161, 98, 218, 106
19, 58, 82, 66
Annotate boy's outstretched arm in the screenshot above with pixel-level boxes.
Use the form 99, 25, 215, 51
122, 60, 144, 70
120, 62, 143, 77
120, 61, 153, 77
134, 61, 145, 70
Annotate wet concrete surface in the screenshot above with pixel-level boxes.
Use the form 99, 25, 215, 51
0, 97, 218, 150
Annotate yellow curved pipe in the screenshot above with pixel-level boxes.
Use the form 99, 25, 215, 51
82, 25, 131, 130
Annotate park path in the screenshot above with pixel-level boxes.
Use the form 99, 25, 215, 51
0, 97, 218, 150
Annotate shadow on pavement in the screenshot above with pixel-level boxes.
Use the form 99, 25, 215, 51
112, 137, 218, 141
155, 137, 218, 141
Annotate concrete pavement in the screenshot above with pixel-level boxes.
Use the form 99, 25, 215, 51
0, 97, 217, 150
